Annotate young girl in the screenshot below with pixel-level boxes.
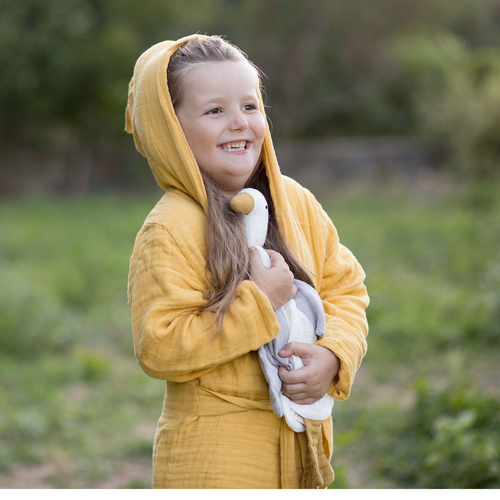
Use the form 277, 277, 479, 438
125, 34, 369, 489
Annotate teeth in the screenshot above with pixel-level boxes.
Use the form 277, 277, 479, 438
221, 141, 246, 151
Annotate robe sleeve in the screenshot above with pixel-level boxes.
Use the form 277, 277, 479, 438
313, 205, 369, 401
128, 223, 280, 382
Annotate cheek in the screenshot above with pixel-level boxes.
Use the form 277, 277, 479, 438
187, 127, 214, 162
254, 116, 267, 144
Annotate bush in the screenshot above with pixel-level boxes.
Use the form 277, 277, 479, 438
417, 67, 500, 178
389, 32, 500, 178
373, 353, 500, 488
0, 268, 74, 357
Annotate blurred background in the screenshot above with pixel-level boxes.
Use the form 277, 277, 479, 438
0, 0, 499, 489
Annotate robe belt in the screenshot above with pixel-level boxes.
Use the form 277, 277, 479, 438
191, 385, 334, 489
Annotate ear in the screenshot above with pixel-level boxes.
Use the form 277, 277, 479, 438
230, 192, 255, 215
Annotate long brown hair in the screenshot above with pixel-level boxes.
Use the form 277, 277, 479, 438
167, 36, 313, 334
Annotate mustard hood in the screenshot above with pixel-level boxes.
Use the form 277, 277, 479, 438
124, 34, 291, 216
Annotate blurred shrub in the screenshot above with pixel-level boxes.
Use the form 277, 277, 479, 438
331, 184, 500, 376
481, 259, 500, 329
373, 353, 500, 488
390, 32, 500, 178
0, 268, 74, 357
73, 347, 111, 382
0, 195, 150, 359
417, 66, 500, 178
2, 0, 500, 194
2, 0, 500, 143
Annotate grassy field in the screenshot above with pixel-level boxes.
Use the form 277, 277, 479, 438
0, 178, 499, 488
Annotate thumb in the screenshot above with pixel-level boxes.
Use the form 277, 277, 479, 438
278, 342, 314, 360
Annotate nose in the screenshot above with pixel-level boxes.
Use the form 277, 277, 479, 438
229, 109, 249, 132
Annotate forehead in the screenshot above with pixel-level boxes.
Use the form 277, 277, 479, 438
181, 61, 260, 102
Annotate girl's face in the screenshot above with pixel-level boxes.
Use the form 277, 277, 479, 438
175, 61, 266, 195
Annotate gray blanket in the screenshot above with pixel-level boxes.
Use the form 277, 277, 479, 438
257, 280, 327, 419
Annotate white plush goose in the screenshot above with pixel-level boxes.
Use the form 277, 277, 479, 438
230, 188, 272, 268
230, 188, 334, 432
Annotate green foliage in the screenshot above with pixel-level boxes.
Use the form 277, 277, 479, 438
1, 183, 499, 486
73, 348, 111, 382
327, 464, 348, 489
372, 354, 500, 488
0, 267, 71, 357
0, 194, 164, 485
0, 0, 167, 137
324, 181, 500, 378
323, 180, 500, 488
0, 196, 141, 358
1, 0, 500, 144
2, 0, 500, 190
388, 32, 500, 177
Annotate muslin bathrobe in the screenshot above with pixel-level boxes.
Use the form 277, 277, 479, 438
125, 34, 369, 489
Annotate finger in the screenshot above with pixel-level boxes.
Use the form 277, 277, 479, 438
281, 382, 308, 395
265, 249, 280, 258
281, 384, 316, 401
267, 250, 286, 268
278, 341, 315, 360
249, 247, 266, 274
278, 365, 311, 385
282, 383, 324, 403
282, 384, 308, 398
282, 387, 318, 404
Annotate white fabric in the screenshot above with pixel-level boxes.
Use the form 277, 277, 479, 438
279, 300, 334, 432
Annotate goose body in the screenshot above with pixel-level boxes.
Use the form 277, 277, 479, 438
230, 188, 271, 268
231, 188, 334, 432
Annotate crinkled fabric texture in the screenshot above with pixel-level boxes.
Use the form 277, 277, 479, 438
258, 280, 334, 432
126, 34, 369, 489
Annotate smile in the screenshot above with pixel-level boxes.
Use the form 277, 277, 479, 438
219, 141, 248, 152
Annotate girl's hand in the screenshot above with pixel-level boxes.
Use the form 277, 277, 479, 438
249, 247, 297, 310
278, 342, 340, 405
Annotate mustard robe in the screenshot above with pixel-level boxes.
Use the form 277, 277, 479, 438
125, 35, 369, 489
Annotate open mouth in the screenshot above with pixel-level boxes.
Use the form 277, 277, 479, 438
219, 141, 248, 152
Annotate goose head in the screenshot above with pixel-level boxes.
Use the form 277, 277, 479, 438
230, 188, 269, 248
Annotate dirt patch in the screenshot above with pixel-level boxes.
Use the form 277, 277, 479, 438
0, 461, 71, 489
0, 458, 152, 489
93, 459, 152, 489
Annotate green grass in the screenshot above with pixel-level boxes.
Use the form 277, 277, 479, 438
324, 182, 500, 372
0, 194, 165, 487
322, 180, 500, 488
1, 181, 499, 488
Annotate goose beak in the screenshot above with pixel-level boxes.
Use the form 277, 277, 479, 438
230, 192, 255, 215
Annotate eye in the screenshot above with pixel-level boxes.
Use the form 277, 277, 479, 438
206, 107, 222, 115
243, 104, 257, 111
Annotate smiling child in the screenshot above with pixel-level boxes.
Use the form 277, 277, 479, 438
125, 34, 369, 489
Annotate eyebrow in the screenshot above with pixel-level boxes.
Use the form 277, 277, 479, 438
201, 96, 258, 112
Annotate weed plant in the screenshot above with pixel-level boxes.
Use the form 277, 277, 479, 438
370, 352, 500, 488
